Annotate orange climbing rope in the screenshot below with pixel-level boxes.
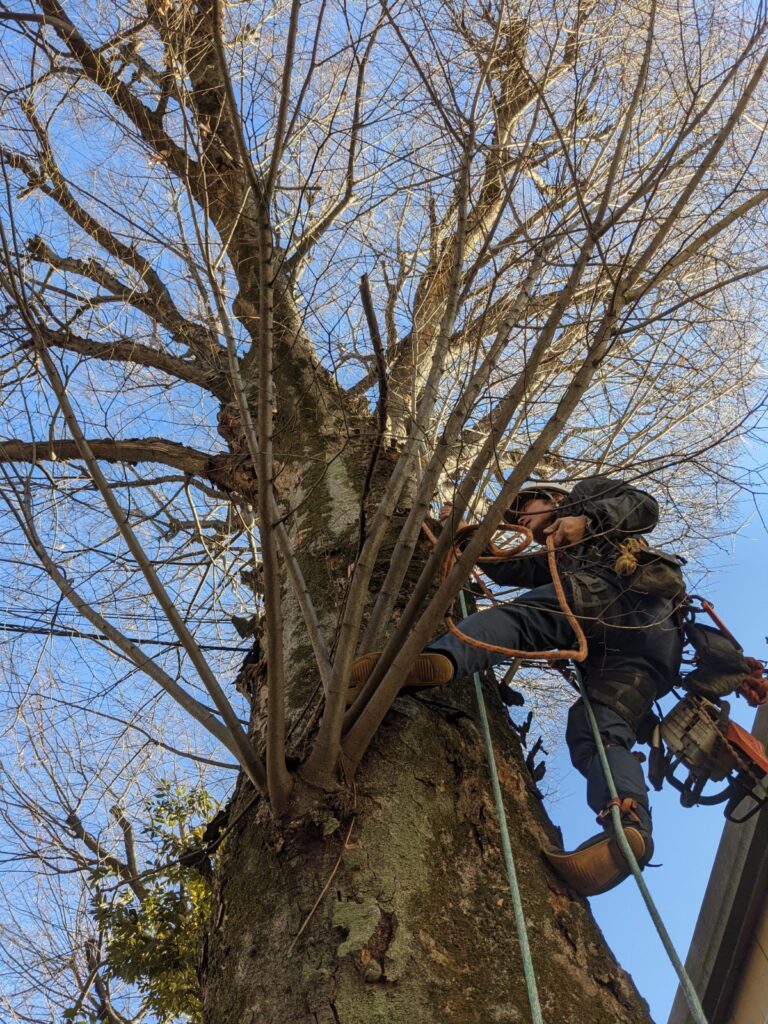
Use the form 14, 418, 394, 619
421, 519, 588, 664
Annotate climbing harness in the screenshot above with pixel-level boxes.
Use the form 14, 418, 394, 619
649, 693, 768, 822
681, 597, 768, 707
613, 537, 687, 600
645, 596, 768, 820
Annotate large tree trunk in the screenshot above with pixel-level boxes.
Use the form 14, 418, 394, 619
201, 679, 653, 1023
200, 406, 654, 1023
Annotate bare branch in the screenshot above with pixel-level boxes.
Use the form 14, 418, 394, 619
36, 0, 201, 186
0, 437, 211, 475
28, 324, 218, 391
66, 810, 147, 901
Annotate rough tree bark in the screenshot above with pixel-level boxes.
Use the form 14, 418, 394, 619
204, 682, 652, 1024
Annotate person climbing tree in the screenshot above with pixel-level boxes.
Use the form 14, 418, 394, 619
350, 476, 683, 896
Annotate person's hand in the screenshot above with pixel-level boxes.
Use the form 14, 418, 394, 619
543, 515, 588, 548
439, 502, 467, 528
439, 502, 475, 551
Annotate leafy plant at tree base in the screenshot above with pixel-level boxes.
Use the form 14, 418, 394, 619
88, 783, 216, 1024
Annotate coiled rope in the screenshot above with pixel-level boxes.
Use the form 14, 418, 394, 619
423, 520, 588, 663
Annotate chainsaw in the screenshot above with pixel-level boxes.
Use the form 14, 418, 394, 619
648, 694, 768, 823
646, 595, 768, 823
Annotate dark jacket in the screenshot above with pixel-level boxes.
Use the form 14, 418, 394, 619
483, 476, 658, 590
483, 476, 682, 727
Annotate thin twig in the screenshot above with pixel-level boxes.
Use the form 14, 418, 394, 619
357, 273, 388, 555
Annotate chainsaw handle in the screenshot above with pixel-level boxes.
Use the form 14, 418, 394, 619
725, 794, 766, 824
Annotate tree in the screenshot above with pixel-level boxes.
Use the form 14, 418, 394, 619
0, 0, 767, 1019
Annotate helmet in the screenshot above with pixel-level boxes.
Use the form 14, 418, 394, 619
504, 482, 572, 522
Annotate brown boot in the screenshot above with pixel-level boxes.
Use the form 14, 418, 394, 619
544, 798, 653, 897
346, 652, 455, 707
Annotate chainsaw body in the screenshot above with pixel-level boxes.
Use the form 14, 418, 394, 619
649, 694, 768, 823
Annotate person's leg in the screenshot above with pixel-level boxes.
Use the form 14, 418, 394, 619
544, 699, 654, 897
427, 584, 579, 678
566, 700, 651, 836
348, 584, 580, 702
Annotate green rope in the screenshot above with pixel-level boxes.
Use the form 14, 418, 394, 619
449, 520, 703, 1021
459, 591, 544, 1024
573, 668, 709, 1024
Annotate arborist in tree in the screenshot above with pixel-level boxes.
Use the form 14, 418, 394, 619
350, 476, 683, 897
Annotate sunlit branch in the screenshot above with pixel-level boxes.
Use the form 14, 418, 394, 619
0, 232, 266, 792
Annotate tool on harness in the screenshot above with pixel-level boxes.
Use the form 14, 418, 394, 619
644, 596, 768, 821
614, 537, 687, 600
648, 693, 768, 822
680, 596, 768, 706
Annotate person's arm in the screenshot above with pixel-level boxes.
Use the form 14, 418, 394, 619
480, 551, 552, 589
559, 476, 658, 538
439, 504, 553, 588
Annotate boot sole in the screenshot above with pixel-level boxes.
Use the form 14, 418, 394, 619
346, 653, 454, 707
544, 827, 648, 897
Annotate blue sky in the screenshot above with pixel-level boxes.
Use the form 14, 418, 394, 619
542, 503, 767, 1023
1, 5, 766, 1017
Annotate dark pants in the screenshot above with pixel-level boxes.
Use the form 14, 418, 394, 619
428, 584, 652, 835
566, 700, 651, 834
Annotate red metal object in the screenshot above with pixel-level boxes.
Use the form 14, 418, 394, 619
725, 719, 768, 775
741, 657, 768, 707
700, 598, 738, 644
